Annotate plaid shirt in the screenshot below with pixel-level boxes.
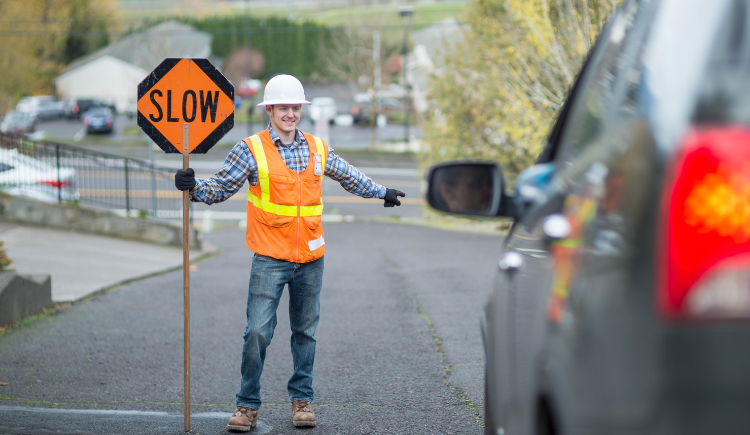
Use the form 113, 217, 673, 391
190, 125, 387, 205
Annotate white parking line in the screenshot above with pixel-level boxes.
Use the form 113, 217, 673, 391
73, 128, 86, 142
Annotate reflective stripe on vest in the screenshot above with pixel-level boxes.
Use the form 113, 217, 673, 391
247, 134, 326, 217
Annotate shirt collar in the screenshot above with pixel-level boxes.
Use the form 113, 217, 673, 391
268, 123, 304, 149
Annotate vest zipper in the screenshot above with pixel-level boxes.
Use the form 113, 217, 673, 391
296, 169, 301, 263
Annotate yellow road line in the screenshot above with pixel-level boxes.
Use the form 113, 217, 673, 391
78, 189, 182, 198
77, 189, 425, 205
78, 172, 421, 188
321, 195, 424, 205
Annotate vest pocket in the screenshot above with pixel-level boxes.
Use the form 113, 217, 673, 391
253, 206, 294, 228
302, 215, 322, 230
300, 178, 322, 206
300, 177, 322, 230
269, 174, 297, 206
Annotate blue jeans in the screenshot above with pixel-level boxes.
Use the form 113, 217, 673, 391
236, 253, 324, 410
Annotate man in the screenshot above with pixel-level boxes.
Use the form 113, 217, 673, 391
174, 74, 405, 431
435, 165, 494, 213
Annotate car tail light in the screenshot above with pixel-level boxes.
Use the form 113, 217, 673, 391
660, 127, 750, 319
351, 107, 360, 116
73, 104, 79, 114
84, 118, 89, 127
106, 116, 113, 126
38, 180, 70, 189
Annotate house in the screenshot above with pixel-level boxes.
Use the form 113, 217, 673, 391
55, 21, 213, 113
408, 17, 465, 114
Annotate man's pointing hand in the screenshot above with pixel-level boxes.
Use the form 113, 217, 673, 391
175, 168, 196, 191
384, 188, 405, 207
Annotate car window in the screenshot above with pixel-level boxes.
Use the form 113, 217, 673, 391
693, 0, 750, 125
555, 0, 642, 166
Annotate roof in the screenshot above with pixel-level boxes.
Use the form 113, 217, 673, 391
63, 21, 212, 74
411, 18, 466, 68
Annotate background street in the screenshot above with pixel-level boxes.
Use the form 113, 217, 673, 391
0, 222, 501, 434
33, 106, 424, 221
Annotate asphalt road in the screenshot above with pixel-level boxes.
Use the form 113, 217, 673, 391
0, 222, 501, 434
70, 159, 424, 221
36, 113, 421, 151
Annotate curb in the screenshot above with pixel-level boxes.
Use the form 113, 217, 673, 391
0, 192, 201, 250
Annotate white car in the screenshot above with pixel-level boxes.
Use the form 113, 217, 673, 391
0, 148, 77, 202
0, 111, 37, 135
309, 97, 337, 124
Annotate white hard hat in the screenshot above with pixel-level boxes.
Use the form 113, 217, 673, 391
257, 74, 311, 106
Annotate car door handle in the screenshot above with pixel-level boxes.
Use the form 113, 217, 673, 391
498, 250, 523, 274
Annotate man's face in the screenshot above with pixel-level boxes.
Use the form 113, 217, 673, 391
266, 104, 301, 135
438, 170, 493, 212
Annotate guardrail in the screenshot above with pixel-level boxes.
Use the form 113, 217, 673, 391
0, 133, 187, 219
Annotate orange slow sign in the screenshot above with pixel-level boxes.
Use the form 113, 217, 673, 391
137, 58, 234, 154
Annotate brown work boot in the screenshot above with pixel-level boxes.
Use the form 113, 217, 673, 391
227, 406, 258, 432
291, 400, 316, 427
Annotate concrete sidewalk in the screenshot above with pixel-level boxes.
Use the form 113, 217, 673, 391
0, 223, 216, 302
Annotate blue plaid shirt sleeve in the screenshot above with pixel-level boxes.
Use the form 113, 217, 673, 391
189, 141, 257, 205
325, 147, 387, 199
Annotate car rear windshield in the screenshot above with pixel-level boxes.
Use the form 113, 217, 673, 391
693, 0, 750, 124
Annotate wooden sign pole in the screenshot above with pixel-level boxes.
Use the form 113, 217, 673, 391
137, 58, 233, 433
182, 123, 191, 432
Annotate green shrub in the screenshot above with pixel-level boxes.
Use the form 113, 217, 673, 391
0, 241, 14, 272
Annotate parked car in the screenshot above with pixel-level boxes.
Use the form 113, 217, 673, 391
33, 100, 64, 120
16, 95, 52, 113
64, 98, 115, 119
309, 97, 337, 124
236, 78, 262, 98
83, 108, 114, 134
0, 148, 77, 202
16, 96, 63, 121
426, 1, 750, 434
0, 111, 37, 135
125, 101, 138, 119
350, 93, 401, 124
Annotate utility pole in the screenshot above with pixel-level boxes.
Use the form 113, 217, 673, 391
245, 0, 253, 135
370, 30, 380, 150
398, 6, 414, 145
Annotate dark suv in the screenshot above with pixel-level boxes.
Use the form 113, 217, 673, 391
426, 1, 750, 434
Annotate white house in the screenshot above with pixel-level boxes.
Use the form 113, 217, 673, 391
54, 21, 213, 113
55, 56, 149, 114
408, 18, 466, 114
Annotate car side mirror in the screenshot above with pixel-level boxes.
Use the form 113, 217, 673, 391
425, 162, 517, 218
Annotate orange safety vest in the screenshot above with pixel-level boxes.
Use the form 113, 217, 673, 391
244, 130, 329, 263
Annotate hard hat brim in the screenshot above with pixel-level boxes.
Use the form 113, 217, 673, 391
257, 99, 312, 107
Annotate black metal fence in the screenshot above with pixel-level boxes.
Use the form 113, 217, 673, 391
0, 133, 185, 219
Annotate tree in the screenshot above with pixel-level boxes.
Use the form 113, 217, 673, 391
422, 0, 617, 180
62, 0, 114, 65
0, 0, 118, 113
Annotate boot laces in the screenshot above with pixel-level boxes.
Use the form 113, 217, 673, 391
295, 401, 312, 412
235, 406, 251, 416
